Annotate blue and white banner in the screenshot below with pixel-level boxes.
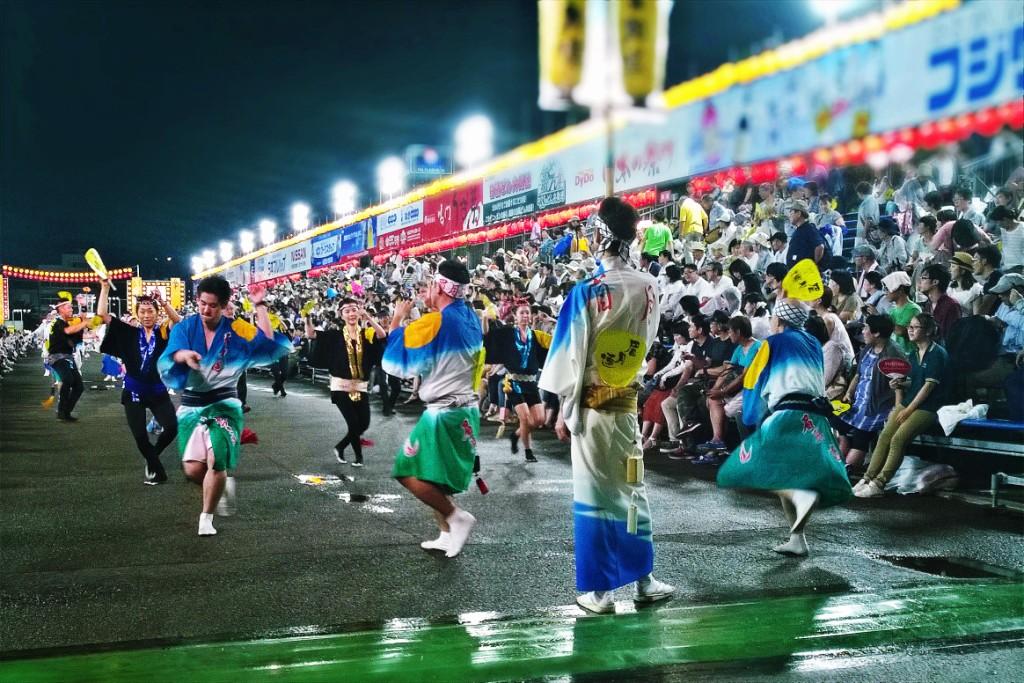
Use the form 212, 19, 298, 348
311, 229, 342, 267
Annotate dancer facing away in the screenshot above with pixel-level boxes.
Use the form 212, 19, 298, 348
97, 279, 181, 484
305, 298, 388, 467
539, 196, 675, 614
484, 302, 551, 463
47, 294, 91, 421
158, 276, 291, 536
382, 260, 484, 558
716, 298, 853, 557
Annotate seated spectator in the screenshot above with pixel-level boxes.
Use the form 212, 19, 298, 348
917, 263, 961, 340
660, 264, 685, 321
742, 292, 772, 340
855, 180, 880, 247
805, 315, 847, 399
642, 323, 691, 451
871, 216, 908, 273
960, 273, 1024, 410
881, 271, 921, 355
829, 270, 861, 323
853, 245, 880, 299
907, 214, 939, 273
862, 271, 891, 316
660, 315, 719, 444
810, 288, 855, 367
836, 315, 905, 473
766, 231, 788, 266
763, 261, 788, 309
948, 252, 984, 316
697, 316, 761, 453
989, 205, 1023, 273
973, 245, 1004, 315
855, 313, 949, 498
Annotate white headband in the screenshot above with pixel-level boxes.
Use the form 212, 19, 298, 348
435, 274, 465, 298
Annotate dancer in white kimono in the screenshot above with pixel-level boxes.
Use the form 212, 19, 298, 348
539, 196, 675, 614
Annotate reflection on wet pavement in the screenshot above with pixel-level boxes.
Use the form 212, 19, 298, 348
2, 581, 1019, 682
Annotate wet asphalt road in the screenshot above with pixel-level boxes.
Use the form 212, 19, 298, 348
1, 355, 1022, 680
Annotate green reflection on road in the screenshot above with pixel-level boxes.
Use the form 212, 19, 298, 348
2, 582, 1021, 682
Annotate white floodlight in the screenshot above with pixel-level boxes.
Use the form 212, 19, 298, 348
332, 180, 358, 216
259, 219, 277, 246
377, 156, 407, 198
454, 114, 494, 169
239, 230, 255, 254
291, 202, 311, 233
219, 241, 234, 263
201, 250, 216, 271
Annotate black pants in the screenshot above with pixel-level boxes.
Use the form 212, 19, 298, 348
237, 373, 248, 405
332, 391, 371, 462
374, 366, 401, 414
52, 357, 84, 417
271, 355, 289, 393
123, 394, 178, 471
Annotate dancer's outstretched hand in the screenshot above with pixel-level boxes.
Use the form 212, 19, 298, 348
174, 350, 202, 370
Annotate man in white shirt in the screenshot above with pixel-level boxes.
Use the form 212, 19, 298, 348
680, 263, 713, 308
990, 206, 1023, 273
853, 245, 881, 299
954, 187, 985, 229
700, 261, 741, 315
766, 231, 788, 267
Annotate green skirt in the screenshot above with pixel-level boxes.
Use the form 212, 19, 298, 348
392, 406, 479, 494
176, 400, 244, 472
717, 410, 853, 508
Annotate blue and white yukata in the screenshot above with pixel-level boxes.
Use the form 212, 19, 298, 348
539, 258, 661, 592
158, 315, 291, 472
383, 299, 484, 494
717, 327, 853, 508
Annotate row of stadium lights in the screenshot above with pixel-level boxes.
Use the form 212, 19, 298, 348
191, 115, 495, 275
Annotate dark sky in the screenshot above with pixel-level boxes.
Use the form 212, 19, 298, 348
1, 0, 824, 278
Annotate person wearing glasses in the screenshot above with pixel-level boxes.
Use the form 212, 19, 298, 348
854, 313, 949, 498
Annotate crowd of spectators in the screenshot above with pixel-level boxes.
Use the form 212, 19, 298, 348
231, 143, 1024, 494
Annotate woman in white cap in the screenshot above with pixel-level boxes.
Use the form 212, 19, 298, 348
717, 298, 852, 556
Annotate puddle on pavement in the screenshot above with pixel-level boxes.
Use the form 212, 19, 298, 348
873, 555, 1023, 580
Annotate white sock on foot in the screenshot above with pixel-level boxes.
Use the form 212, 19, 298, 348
444, 509, 476, 558
198, 512, 217, 536
420, 531, 451, 551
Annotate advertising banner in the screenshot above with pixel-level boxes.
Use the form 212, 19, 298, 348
422, 181, 484, 240
341, 223, 364, 256
311, 229, 342, 267
483, 169, 538, 224
378, 199, 424, 236
284, 240, 311, 275
377, 224, 424, 252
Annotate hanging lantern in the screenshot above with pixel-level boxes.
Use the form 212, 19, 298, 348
974, 107, 1002, 137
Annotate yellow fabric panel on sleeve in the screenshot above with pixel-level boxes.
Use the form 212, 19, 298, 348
404, 312, 442, 349
231, 317, 258, 342
743, 341, 771, 390
534, 329, 552, 349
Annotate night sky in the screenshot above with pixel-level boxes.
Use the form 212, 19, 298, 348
1, 0, 822, 278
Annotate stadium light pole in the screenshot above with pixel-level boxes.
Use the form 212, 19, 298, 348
201, 250, 217, 271
259, 219, 277, 246
454, 114, 494, 169
377, 156, 407, 201
239, 230, 255, 254
291, 202, 311, 233
219, 241, 234, 264
332, 180, 358, 218
808, 0, 852, 24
